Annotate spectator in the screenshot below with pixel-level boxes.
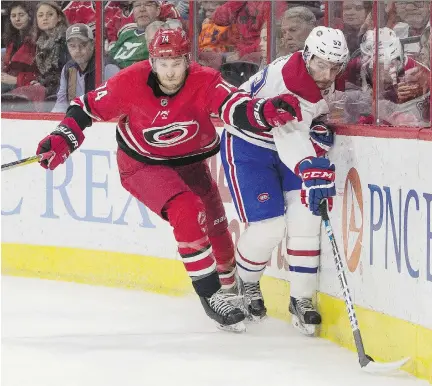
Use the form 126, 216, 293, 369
6, 1, 69, 110
340, 1, 372, 54
278, 7, 316, 57
2, 2, 16, 48
212, 1, 269, 60
32, 1, 69, 97
198, 1, 236, 53
105, 1, 137, 50
392, 1, 430, 56
109, 1, 180, 68
105, 1, 180, 50
51, 23, 96, 112
1, 2, 37, 93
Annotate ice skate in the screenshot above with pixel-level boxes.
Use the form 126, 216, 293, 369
289, 297, 321, 336
240, 279, 267, 322
218, 269, 248, 316
200, 288, 246, 333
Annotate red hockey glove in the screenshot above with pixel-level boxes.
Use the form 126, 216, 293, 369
262, 94, 302, 128
249, 94, 302, 130
36, 117, 85, 170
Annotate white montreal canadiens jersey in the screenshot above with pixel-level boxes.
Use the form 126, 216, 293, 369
224, 52, 332, 171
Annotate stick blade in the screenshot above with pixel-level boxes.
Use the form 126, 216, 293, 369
361, 357, 410, 374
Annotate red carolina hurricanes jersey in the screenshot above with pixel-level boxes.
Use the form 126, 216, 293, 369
63, 1, 96, 26
71, 61, 260, 165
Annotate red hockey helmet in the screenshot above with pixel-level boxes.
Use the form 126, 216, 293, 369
149, 28, 191, 59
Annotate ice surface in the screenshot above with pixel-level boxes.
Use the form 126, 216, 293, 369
1, 276, 427, 386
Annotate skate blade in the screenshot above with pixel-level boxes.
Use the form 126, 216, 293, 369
216, 320, 246, 333
291, 315, 317, 336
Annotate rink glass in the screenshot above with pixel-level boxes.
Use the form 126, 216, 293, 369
0, 0, 430, 129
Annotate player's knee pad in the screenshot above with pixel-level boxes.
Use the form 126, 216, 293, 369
284, 190, 321, 298
165, 191, 207, 241
236, 216, 286, 282
284, 190, 321, 238
164, 191, 220, 297
203, 180, 229, 238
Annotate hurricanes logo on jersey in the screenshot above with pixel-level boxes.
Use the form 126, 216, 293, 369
142, 121, 200, 147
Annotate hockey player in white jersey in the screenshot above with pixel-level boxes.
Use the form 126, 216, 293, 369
221, 27, 349, 335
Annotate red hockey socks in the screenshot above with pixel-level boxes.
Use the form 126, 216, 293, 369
209, 229, 236, 291
164, 191, 221, 297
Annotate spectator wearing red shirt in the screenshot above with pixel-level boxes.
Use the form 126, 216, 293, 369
62, 0, 96, 29
1, 2, 37, 93
212, 1, 278, 60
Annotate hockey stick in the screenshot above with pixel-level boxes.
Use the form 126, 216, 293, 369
1, 152, 54, 172
319, 200, 410, 373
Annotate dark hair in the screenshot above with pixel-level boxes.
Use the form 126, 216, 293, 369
3, 2, 35, 50
337, 1, 373, 19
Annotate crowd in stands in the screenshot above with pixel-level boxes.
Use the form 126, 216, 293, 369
1, 0, 430, 127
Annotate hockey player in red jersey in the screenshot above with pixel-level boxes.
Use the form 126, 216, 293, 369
35, 28, 302, 332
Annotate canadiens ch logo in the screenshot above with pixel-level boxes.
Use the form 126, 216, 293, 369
143, 121, 200, 147
161, 98, 168, 107
257, 193, 270, 202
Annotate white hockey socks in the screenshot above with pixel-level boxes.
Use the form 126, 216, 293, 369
236, 216, 286, 282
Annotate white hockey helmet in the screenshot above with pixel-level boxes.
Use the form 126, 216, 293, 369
303, 26, 350, 72
360, 27, 404, 68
